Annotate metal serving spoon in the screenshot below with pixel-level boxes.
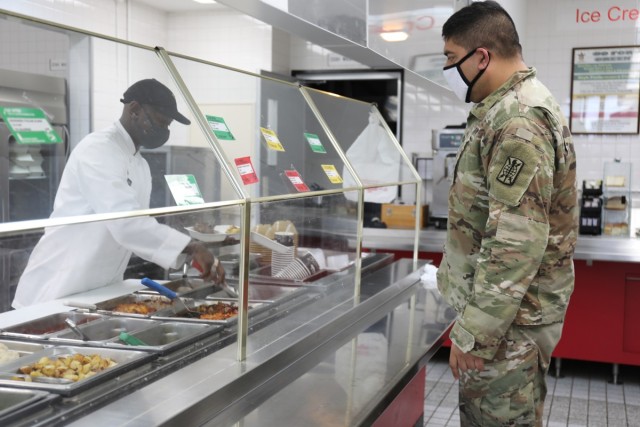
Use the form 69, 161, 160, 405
64, 318, 90, 341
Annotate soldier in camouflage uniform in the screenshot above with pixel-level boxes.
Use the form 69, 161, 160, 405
436, 2, 578, 426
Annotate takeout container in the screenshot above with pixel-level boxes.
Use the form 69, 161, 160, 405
0, 345, 153, 396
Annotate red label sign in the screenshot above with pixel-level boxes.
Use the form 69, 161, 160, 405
234, 156, 258, 185
284, 170, 309, 192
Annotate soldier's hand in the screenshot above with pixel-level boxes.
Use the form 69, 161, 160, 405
449, 343, 485, 380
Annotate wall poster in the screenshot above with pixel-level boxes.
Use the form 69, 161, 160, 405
570, 46, 640, 134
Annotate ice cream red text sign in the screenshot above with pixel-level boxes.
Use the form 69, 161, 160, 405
576, 6, 640, 23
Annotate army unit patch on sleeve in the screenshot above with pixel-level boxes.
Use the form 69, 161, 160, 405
497, 157, 524, 186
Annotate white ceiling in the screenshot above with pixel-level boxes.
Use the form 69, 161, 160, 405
133, 0, 224, 13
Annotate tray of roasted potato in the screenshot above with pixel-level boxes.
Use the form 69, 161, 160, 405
0, 345, 153, 395
1, 312, 106, 341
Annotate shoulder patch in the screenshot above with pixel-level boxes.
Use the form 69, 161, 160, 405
489, 137, 541, 206
497, 156, 525, 186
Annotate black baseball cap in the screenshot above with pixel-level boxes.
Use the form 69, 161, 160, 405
120, 78, 191, 125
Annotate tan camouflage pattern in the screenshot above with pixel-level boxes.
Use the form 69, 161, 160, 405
458, 323, 563, 426
437, 67, 578, 360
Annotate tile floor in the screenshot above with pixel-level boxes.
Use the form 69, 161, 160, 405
424, 349, 640, 426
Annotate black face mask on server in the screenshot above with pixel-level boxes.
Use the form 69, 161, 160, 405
135, 106, 170, 149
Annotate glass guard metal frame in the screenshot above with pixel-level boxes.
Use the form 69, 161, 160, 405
0, 8, 424, 364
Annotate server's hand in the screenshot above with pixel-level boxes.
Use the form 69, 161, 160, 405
184, 242, 226, 285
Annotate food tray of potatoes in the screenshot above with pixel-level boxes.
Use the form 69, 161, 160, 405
0, 345, 154, 396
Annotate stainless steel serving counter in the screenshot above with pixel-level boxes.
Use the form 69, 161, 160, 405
64, 259, 454, 426
0, 257, 455, 426
348, 228, 640, 263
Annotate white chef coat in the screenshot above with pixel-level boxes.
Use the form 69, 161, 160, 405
12, 120, 191, 308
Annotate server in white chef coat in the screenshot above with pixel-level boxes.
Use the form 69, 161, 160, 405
12, 79, 224, 308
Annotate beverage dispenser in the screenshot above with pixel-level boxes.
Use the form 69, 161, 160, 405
430, 126, 464, 229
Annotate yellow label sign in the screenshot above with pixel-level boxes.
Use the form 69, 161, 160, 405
260, 127, 285, 151
321, 164, 343, 184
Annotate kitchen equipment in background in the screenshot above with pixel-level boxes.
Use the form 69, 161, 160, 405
380, 203, 428, 229
579, 180, 603, 235
0, 68, 68, 312
430, 126, 465, 229
603, 160, 632, 237
412, 152, 432, 220
0, 68, 67, 223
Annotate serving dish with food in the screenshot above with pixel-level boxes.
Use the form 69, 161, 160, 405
151, 299, 265, 324
1, 312, 105, 341
0, 345, 153, 396
75, 294, 173, 317
0, 340, 49, 366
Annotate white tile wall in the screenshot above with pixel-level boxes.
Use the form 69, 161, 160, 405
0, 18, 68, 78
167, 10, 272, 74
0, 0, 119, 36
524, 0, 640, 192
4, 0, 640, 198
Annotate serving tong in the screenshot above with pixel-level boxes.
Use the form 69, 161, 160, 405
191, 259, 238, 298
141, 278, 200, 318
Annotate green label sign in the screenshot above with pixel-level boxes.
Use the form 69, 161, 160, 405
304, 132, 326, 153
0, 106, 62, 144
206, 115, 235, 140
164, 174, 205, 205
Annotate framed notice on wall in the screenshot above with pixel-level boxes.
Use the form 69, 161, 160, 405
570, 46, 640, 134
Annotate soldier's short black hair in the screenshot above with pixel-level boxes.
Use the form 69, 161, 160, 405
442, 0, 522, 59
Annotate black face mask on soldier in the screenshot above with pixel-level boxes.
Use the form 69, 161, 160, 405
135, 106, 170, 149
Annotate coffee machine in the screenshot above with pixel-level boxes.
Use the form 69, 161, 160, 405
430, 126, 465, 228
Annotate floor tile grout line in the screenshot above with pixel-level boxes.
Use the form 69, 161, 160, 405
425, 378, 458, 425
425, 362, 450, 402
586, 373, 590, 425
426, 356, 640, 427
545, 371, 559, 427
566, 375, 574, 426
424, 365, 459, 426
623, 380, 630, 426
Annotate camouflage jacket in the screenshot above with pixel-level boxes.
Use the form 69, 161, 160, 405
436, 68, 578, 360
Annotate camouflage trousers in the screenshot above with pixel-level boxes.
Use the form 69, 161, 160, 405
458, 322, 563, 426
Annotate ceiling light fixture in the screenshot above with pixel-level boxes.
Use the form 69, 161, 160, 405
380, 31, 409, 42
192, 0, 217, 4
